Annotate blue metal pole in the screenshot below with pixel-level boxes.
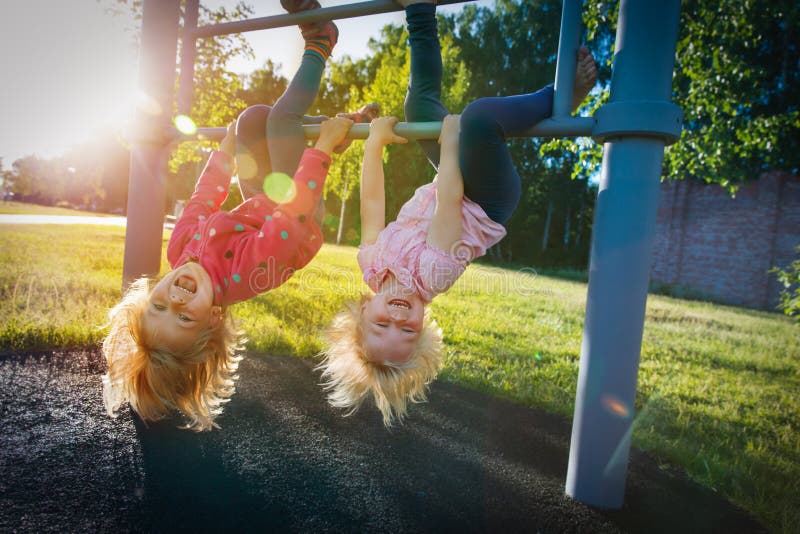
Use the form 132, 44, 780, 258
565, 0, 681, 508
552, 0, 581, 118
122, 0, 182, 289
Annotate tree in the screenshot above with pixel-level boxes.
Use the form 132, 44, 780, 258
561, 0, 800, 192
452, 0, 593, 265
167, 3, 254, 212
238, 59, 288, 108
771, 246, 800, 319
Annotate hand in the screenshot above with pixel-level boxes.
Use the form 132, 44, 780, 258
219, 120, 236, 158
438, 114, 460, 146
366, 116, 408, 148
315, 116, 354, 155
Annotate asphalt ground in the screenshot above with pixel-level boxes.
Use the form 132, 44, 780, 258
1, 350, 767, 533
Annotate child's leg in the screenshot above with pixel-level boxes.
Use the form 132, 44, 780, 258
235, 106, 328, 200
403, 2, 448, 169
267, 26, 336, 176
459, 85, 554, 224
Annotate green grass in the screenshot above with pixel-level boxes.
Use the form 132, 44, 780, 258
1, 222, 798, 533
0, 201, 113, 216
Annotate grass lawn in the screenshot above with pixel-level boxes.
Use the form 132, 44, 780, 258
0, 200, 114, 216
1, 222, 798, 533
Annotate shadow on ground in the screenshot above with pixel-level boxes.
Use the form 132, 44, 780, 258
0, 350, 766, 533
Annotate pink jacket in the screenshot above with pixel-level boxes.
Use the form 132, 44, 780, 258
168, 149, 331, 306
358, 180, 506, 303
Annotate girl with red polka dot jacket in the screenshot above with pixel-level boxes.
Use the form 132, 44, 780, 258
101, 0, 375, 431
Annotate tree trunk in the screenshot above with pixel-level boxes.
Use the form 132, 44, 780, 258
563, 206, 571, 246
541, 199, 553, 252
336, 179, 348, 245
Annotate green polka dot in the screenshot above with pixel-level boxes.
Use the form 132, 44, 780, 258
308, 181, 317, 189
207, 200, 214, 206
232, 273, 241, 283
216, 284, 222, 293
265, 215, 272, 221
234, 224, 244, 232
223, 277, 229, 287
193, 233, 201, 240
280, 231, 288, 240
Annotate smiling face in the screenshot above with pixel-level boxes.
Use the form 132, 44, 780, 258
141, 262, 220, 353
360, 281, 426, 365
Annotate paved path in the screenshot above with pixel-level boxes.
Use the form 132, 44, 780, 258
0, 350, 766, 533
0, 214, 128, 226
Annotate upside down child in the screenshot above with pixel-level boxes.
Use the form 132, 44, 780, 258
101, 0, 378, 431
318, 0, 597, 426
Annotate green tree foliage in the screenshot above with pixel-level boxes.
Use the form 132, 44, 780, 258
452, 0, 594, 265
561, 0, 799, 192
4, 130, 130, 213
169, 2, 255, 208
667, 0, 799, 188
238, 59, 288, 107
771, 246, 800, 319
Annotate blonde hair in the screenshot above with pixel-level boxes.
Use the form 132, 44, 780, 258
101, 277, 243, 431
317, 296, 444, 426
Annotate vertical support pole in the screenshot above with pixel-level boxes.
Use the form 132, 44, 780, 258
552, 0, 581, 118
177, 0, 199, 116
122, 0, 182, 289
566, 0, 681, 507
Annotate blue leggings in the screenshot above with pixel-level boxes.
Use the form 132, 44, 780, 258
404, 4, 554, 224
236, 53, 328, 199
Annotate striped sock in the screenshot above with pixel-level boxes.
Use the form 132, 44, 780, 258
304, 36, 333, 64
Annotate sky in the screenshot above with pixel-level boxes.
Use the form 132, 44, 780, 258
0, 0, 494, 169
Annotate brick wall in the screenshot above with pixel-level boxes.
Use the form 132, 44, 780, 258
651, 171, 800, 310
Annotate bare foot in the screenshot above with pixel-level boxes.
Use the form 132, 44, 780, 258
395, 0, 436, 7
572, 46, 598, 112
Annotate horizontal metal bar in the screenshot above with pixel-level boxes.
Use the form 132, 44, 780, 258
188, 117, 595, 143
192, 0, 475, 38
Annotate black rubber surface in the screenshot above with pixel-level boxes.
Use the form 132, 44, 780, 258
0, 350, 767, 533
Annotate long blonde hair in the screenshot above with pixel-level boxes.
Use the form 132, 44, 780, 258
317, 296, 444, 426
101, 277, 243, 431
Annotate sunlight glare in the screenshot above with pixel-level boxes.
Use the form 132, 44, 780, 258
263, 173, 296, 204
236, 150, 258, 182
136, 91, 163, 117
174, 115, 198, 135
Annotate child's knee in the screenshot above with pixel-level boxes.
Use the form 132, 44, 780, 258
461, 99, 496, 133
236, 105, 272, 184
236, 105, 271, 143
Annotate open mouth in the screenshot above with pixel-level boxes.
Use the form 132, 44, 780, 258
174, 275, 197, 294
388, 299, 410, 310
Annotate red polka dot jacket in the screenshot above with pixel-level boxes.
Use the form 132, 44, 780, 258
167, 149, 331, 306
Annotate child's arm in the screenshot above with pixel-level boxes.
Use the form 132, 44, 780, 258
168, 122, 236, 265
426, 115, 464, 252
224, 118, 354, 298
275, 116, 353, 220
361, 116, 407, 245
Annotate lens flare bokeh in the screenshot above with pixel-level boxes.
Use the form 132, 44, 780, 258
263, 172, 296, 204
601, 394, 631, 418
174, 115, 197, 135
